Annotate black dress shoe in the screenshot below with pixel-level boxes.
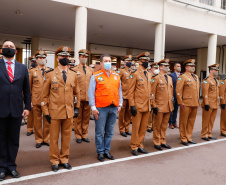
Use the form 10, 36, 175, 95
104, 152, 115, 160
181, 142, 189, 146
42, 142, 50, 146
131, 150, 138, 156
10, 170, 20, 178
147, 129, 153, 133
62, 163, 72, 170
221, 133, 226, 137
26, 131, 34, 136
138, 148, 148, 154
202, 137, 210, 141
0, 172, 6, 181
97, 154, 104, 162
126, 132, 132, 135
188, 140, 196, 144
120, 132, 127, 137
76, 138, 82, 143
161, 144, 172, 149
154, 145, 162, 151
208, 137, 217, 140
36, 143, 42, 148
52, 164, 59, 172
82, 138, 90, 143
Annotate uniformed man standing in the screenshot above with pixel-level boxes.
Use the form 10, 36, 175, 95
117, 55, 133, 137
71, 49, 93, 143
128, 52, 152, 156
26, 55, 36, 136
29, 51, 51, 147
201, 64, 219, 141
147, 62, 159, 133
219, 77, 226, 137
151, 59, 173, 150
41, 46, 80, 172
176, 59, 199, 146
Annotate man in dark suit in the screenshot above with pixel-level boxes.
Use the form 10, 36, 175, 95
168, 63, 181, 129
0, 40, 31, 181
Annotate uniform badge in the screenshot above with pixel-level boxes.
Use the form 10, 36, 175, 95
130, 75, 133, 78
126, 77, 129, 79
77, 71, 80, 75
178, 77, 181, 80
125, 72, 128, 75
114, 76, 117, 80
98, 77, 104, 82
151, 79, 154, 82
203, 81, 207, 84
41, 102, 44, 106
117, 70, 120, 73
221, 81, 224, 84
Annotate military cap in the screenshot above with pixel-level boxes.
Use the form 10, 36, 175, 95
122, 55, 133, 61
55, 46, 71, 56
157, 59, 170, 66
35, 50, 47, 58
29, 55, 36, 61
78, 49, 90, 57
136, 52, 150, 60
183, 59, 196, 66
150, 62, 158, 68
208, 63, 219, 71
89, 64, 95, 68
69, 57, 76, 63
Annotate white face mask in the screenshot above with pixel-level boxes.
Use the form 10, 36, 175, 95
38, 59, 46, 66
153, 69, 159, 75
80, 58, 87, 64
176, 67, 181, 72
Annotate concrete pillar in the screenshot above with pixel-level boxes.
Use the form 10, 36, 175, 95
74, 6, 87, 65
154, 23, 162, 62
31, 37, 39, 55
207, 34, 217, 75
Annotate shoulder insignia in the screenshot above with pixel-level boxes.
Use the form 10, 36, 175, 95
221, 81, 225, 85
151, 79, 155, 82
178, 77, 182, 80
46, 68, 54, 73
203, 81, 207, 84
130, 75, 133, 79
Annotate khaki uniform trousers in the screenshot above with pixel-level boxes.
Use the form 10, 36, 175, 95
201, 108, 217, 138
130, 111, 149, 150
27, 109, 34, 133
118, 99, 131, 133
50, 118, 73, 165
33, 105, 49, 144
147, 111, 154, 129
179, 106, 198, 143
220, 108, 226, 134
153, 112, 171, 145
74, 101, 91, 139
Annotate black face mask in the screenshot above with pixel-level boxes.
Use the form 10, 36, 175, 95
31, 62, 38, 68
126, 62, 132, 68
59, 58, 69, 66
142, 62, 149, 69
2, 47, 16, 58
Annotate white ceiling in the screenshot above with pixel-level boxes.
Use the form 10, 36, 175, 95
0, 0, 226, 52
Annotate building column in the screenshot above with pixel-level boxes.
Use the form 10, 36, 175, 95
31, 37, 39, 55
74, 6, 87, 65
154, 23, 163, 62
207, 34, 217, 75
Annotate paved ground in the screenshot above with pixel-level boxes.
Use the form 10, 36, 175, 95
1, 107, 225, 185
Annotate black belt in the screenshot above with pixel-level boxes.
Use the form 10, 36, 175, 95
108, 104, 116, 107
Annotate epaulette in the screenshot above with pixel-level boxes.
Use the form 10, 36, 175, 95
204, 77, 209, 80
69, 68, 77, 73
46, 68, 54, 73
121, 67, 125, 69
131, 69, 137, 73
152, 74, 158, 77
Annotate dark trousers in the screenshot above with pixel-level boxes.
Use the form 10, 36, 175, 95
169, 98, 178, 125
0, 115, 22, 173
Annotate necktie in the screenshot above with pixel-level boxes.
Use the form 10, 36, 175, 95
144, 71, 148, 80
83, 66, 86, 74
62, 71, 67, 83
191, 73, 197, 82
7, 61, 13, 82
164, 75, 168, 84
41, 68, 45, 77
214, 78, 218, 85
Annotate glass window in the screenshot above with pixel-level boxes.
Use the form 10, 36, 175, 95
199, 0, 215, 6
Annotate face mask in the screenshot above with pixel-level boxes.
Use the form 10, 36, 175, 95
153, 69, 159, 75
2, 47, 16, 58
104, 62, 111, 70
142, 62, 148, 69
31, 62, 37, 68
163, 66, 169, 73
38, 59, 46, 66
80, 58, 87, 64
126, 62, 132, 68
59, 58, 69, 66
213, 71, 218, 77
176, 67, 181, 72
188, 67, 195, 73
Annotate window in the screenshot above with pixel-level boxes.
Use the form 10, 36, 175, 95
199, 0, 215, 6
222, 0, 226, 9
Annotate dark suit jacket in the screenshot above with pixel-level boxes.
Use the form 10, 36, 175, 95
169, 72, 179, 99
0, 59, 31, 118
